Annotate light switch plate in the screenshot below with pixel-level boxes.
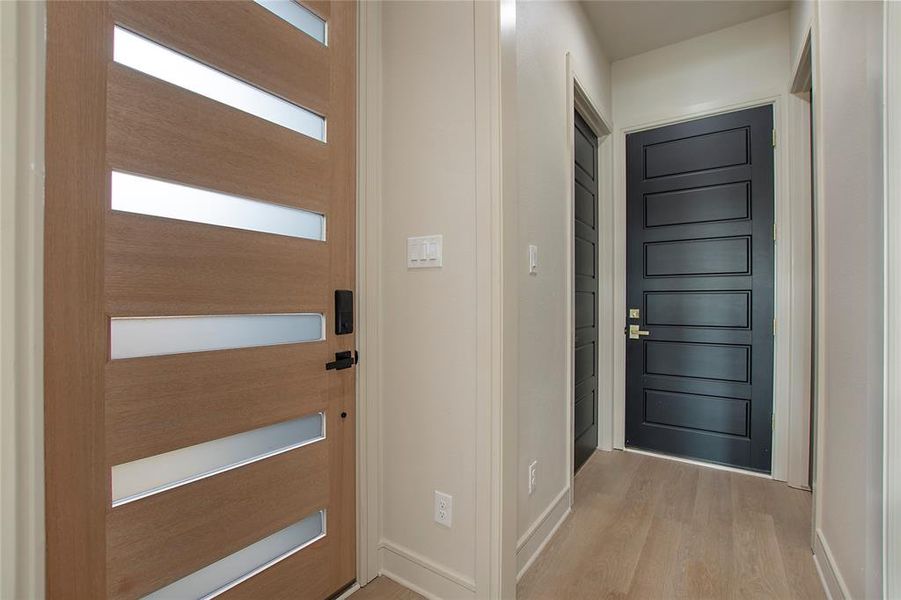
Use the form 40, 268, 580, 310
407, 235, 443, 269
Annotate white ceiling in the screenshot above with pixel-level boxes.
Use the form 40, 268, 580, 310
581, 0, 791, 61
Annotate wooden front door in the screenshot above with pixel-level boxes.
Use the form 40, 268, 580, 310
624, 106, 775, 472
44, 2, 356, 598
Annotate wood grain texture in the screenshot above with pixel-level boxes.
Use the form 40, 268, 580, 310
106, 344, 329, 465
323, 0, 358, 592
111, 1, 329, 116
47, 2, 357, 597
301, 0, 330, 19
44, 3, 110, 597
107, 443, 329, 600
107, 64, 330, 214
105, 211, 328, 316
515, 451, 825, 600
218, 539, 334, 600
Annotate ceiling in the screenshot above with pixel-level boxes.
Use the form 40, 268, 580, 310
581, 0, 791, 61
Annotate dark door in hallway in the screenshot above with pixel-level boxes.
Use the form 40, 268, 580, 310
574, 111, 599, 472
625, 105, 775, 472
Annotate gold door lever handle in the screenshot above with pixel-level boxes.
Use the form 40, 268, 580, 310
628, 324, 650, 340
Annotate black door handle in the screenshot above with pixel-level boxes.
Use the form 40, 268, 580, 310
326, 350, 356, 371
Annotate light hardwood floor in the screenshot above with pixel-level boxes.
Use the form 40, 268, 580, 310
353, 450, 825, 600
352, 576, 426, 600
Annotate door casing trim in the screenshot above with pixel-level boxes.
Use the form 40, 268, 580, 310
0, 2, 45, 598
564, 54, 615, 494
611, 90, 808, 482
356, 0, 382, 587
884, 0, 900, 596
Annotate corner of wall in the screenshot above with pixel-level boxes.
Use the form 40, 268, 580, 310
813, 529, 853, 600
514, 486, 571, 581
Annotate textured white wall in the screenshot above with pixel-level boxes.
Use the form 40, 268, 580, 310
515, 0, 612, 545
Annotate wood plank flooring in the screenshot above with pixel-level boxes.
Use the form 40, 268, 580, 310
351, 576, 425, 600
353, 450, 825, 600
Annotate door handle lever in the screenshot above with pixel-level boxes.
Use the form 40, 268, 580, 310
628, 324, 650, 340
326, 350, 357, 370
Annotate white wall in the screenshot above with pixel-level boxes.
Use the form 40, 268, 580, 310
377, 2, 482, 596
790, 0, 815, 72
803, 1, 885, 597
612, 10, 790, 126
513, 0, 612, 575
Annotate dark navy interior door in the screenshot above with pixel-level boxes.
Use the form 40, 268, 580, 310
625, 105, 775, 472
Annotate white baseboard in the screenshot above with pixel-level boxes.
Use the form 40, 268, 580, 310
515, 486, 572, 581
334, 582, 361, 600
624, 447, 773, 479
378, 540, 475, 600
813, 528, 851, 600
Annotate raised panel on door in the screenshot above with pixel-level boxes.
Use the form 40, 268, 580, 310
625, 105, 774, 472
574, 111, 599, 472
45, 2, 357, 598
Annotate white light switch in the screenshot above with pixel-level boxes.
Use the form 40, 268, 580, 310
408, 235, 443, 269
528, 244, 538, 275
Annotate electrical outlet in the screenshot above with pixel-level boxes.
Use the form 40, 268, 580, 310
434, 491, 453, 527
528, 460, 538, 495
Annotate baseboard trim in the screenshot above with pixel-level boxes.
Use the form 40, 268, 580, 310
378, 539, 476, 600
334, 582, 361, 600
624, 447, 773, 480
813, 528, 851, 600
515, 486, 572, 581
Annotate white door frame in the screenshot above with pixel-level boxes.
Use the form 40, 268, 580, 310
356, 0, 383, 588
883, 1, 900, 596
564, 53, 615, 484
0, 2, 45, 598
610, 89, 812, 483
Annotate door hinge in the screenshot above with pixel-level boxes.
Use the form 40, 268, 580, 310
773, 319, 777, 336
772, 413, 775, 428
772, 128, 776, 147
773, 223, 777, 241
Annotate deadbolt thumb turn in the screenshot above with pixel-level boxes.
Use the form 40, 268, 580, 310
628, 324, 650, 340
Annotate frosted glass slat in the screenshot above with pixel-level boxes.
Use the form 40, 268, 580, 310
112, 413, 324, 506
143, 510, 326, 600
113, 26, 325, 141
111, 171, 325, 240
110, 314, 324, 360
254, 0, 327, 45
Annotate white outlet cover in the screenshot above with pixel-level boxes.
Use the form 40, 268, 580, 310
434, 490, 453, 527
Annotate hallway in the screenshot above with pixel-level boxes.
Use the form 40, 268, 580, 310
357, 451, 824, 599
